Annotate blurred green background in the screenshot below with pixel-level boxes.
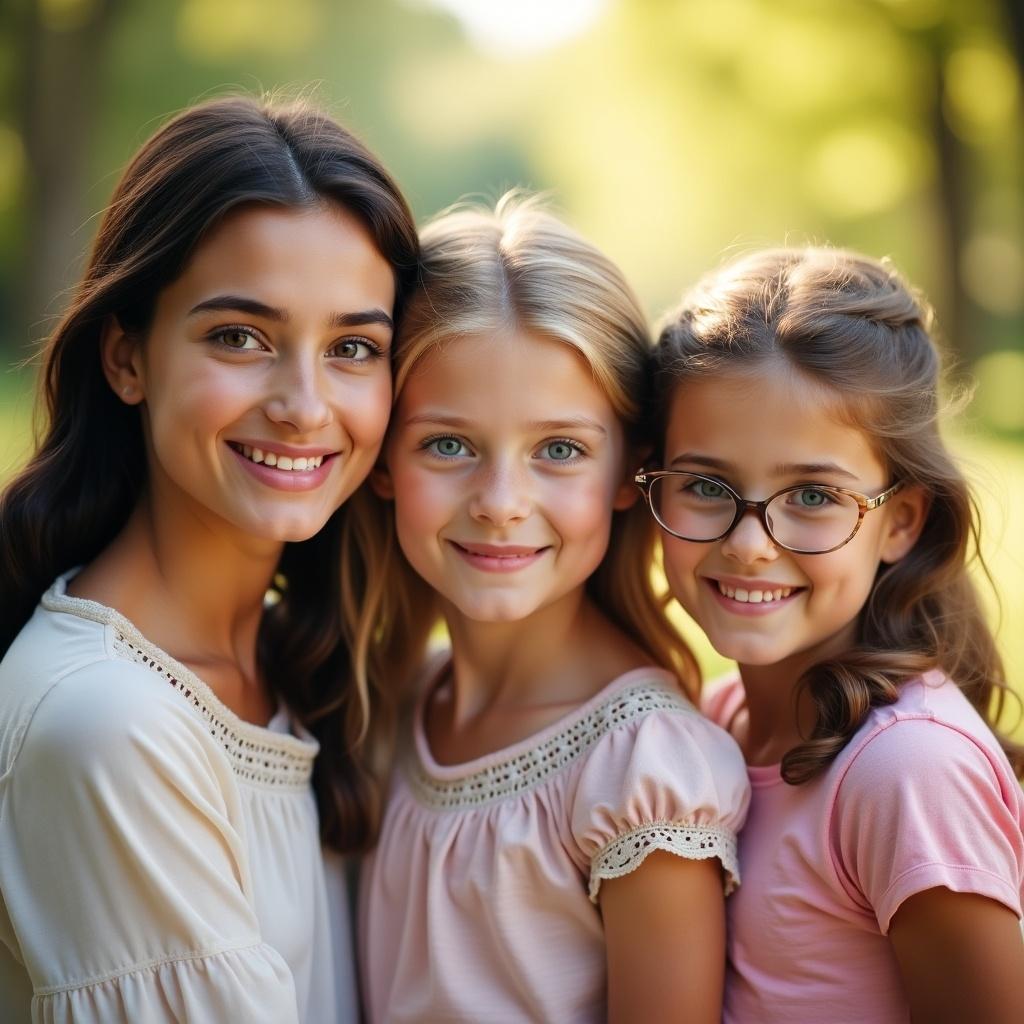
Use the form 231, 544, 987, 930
0, 0, 1021, 734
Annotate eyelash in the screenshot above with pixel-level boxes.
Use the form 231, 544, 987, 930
418, 435, 588, 462
207, 327, 384, 361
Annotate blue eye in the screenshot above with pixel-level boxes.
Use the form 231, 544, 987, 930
541, 440, 581, 462
425, 436, 469, 458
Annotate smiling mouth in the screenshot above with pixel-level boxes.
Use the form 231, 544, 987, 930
711, 579, 801, 604
228, 442, 331, 472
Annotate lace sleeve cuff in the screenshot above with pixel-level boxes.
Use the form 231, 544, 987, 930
588, 821, 740, 903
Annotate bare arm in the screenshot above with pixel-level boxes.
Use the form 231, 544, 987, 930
889, 887, 1024, 1024
601, 851, 726, 1024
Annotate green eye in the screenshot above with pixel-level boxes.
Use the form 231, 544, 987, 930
794, 488, 829, 507
695, 480, 726, 499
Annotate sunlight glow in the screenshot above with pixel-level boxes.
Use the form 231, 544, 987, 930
415, 0, 610, 56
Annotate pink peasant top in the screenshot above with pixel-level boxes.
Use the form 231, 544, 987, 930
359, 666, 750, 1023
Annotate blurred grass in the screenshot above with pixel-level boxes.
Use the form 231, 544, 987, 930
1, 373, 1021, 740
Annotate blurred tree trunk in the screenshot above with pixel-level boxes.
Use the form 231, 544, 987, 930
18, 0, 120, 347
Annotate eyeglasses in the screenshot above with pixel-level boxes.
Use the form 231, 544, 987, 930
634, 470, 903, 554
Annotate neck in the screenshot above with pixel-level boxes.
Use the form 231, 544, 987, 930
75, 490, 282, 671
736, 622, 859, 764
441, 588, 647, 727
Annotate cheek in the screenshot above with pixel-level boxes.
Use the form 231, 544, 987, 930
660, 537, 702, 596
390, 464, 455, 537
543, 474, 618, 537
336, 373, 392, 450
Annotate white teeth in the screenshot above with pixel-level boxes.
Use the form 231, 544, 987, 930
717, 581, 794, 603
234, 444, 326, 471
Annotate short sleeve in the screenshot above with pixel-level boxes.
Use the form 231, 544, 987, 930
0, 661, 300, 1023
571, 707, 750, 902
833, 718, 1024, 933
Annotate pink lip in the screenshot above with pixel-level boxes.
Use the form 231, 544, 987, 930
449, 541, 549, 573
704, 577, 805, 617
227, 443, 337, 492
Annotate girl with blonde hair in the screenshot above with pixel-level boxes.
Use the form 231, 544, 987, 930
642, 246, 1024, 1023
359, 193, 749, 1023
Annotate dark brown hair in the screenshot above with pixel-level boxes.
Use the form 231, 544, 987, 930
653, 247, 1023, 782
0, 94, 420, 850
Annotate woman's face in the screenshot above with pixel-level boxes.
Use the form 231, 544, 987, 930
113, 203, 396, 545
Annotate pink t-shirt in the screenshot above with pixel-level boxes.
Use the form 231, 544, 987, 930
704, 670, 1024, 1024
360, 666, 750, 1023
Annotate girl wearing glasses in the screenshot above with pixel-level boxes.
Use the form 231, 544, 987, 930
358, 194, 749, 1023
643, 247, 1024, 1023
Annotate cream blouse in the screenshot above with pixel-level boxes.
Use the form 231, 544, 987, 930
360, 666, 751, 1023
0, 576, 357, 1023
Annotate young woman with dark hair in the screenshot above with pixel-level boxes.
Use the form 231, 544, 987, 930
0, 94, 418, 1022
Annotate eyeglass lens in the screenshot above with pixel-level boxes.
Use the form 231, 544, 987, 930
649, 474, 861, 552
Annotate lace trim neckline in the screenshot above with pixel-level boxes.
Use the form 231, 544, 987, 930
42, 574, 317, 788
407, 669, 694, 809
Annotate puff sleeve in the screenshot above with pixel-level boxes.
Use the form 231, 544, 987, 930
570, 704, 750, 902
0, 660, 300, 1023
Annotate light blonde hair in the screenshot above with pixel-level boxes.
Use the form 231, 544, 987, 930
362, 193, 697, 752
653, 246, 1023, 782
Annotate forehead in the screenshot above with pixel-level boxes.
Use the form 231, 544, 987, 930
396, 330, 615, 422
665, 363, 885, 482
163, 203, 394, 310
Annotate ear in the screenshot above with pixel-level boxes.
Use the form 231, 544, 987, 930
100, 315, 145, 405
879, 483, 929, 564
370, 460, 395, 500
612, 448, 647, 511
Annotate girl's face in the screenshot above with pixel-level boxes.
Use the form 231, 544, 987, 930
108, 203, 396, 545
379, 330, 636, 624
658, 363, 924, 676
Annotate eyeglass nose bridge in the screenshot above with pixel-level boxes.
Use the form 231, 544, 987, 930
722, 494, 778, 545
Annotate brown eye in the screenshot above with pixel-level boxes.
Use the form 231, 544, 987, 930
333, 338, 379, 361
212, 327, 262, 351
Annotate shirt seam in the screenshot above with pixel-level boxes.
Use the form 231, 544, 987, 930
878, 862, 1022, 931
32, 939, 273, 998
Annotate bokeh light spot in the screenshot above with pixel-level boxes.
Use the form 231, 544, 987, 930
944, 44, 1020, 142
974, 351, 1024, 433
807, 123, 928, 218
962, 234, 1024, 315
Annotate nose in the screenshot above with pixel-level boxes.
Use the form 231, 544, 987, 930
264, 353, 332, 434
469, 459, 531, 527
719, 506, 779, 565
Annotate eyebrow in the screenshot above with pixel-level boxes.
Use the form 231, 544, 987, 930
668, 452, 859, 481
188, 295, 393, 331
402, 412, 607, 435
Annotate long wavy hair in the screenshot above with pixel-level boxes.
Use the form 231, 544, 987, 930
363, 193, 697, 736
0, 94, 420, 850
653, 246, 1024, 782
